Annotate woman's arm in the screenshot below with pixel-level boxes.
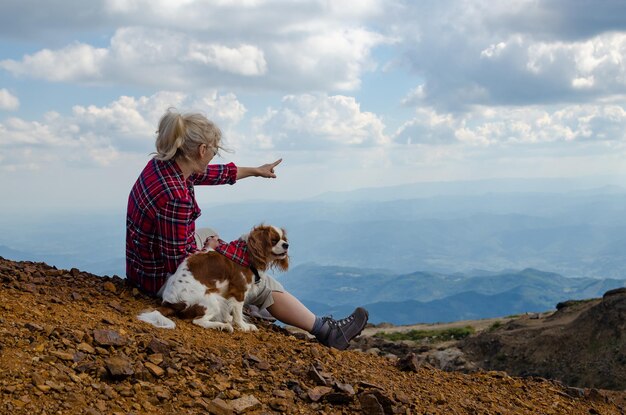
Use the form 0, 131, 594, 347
237, 159, 282, 180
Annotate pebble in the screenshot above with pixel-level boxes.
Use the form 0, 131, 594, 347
105, 356, 135, 378
77, 342, 96, 354
307, 386, 333, 402
359, 394, 385, 415
229, 394, 261, 414
144, 362, 165, 377
207, 397, 233, 415
102, 282, 116, 293
93, 329, 126, 347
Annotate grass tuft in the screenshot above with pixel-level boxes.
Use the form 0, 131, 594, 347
374, 326, 475, 343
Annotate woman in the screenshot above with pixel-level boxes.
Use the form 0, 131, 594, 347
126, 109, 368, 350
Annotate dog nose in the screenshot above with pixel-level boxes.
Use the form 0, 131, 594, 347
282, 242, 289, 250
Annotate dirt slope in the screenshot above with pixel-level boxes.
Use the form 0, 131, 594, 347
461, 290, 626, 391
0, 258, 622, 414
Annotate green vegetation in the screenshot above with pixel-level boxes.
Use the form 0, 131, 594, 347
488, 320, 503, 331
374, 326, 475, 343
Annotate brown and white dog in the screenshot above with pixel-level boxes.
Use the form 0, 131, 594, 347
138, 224, 289, 331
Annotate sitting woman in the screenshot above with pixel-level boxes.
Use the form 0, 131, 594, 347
126, 109, 368, 350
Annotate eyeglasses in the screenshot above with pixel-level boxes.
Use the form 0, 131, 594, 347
201, 144, 218, 157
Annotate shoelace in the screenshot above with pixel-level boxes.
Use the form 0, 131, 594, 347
322, 313, 355, 328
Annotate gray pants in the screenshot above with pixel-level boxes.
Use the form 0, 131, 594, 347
194, 227, 285, 310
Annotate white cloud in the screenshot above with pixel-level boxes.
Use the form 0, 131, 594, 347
1, 43, 108, 82
251, 94, 388, 149
0, 89, 19, 110
393, 2, 626, 109
401, 85, 426, 106
186, 43, 266, 76
0, 90, 246, 171
395, 103, 626, 146
0, 1, 389, 92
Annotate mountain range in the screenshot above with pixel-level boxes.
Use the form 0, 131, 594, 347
1, 177, 624, 324
277, 265, 626, 324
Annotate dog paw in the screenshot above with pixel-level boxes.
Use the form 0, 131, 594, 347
238, 322, 258, 332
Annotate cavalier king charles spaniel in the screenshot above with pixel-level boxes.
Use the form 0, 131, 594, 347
138, 224, 289, 332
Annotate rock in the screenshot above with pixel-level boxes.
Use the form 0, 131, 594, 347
358, 381, 385, 390
223, 389, 241, 399
25, 322, 44, 332
108, 301, 124, 312
359, 394, 385, 415
395, 391, 410, 404
144, 362, 165, 377
307, 386, 332, 402
147, 337, 170, 354
105, 356, 134, 378
269, 398, 290, 412
334, 382, 355, 396
308, 365, 328, 386
325, 392, 353, 405
244, 353, 270, 370
397, 353, 423, 372
31, 373, 46, 388
367, 390, 395, 414
429, 348, 466, 371
77, 342, 96, 354
51, 351, 75, 361
229, 395, 261, 414
147, 353, 164, 365
93, 329, 126, 346
207, 398, 233, 415
103, 281, 116, 293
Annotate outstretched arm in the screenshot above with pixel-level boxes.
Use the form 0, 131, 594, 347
236, 159, 282, 180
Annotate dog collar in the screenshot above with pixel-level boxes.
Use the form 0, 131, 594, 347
250, 265, 261, 283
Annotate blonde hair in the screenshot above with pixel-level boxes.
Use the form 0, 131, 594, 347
154, 109, 223, 161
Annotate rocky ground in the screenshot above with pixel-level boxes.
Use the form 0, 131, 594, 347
461, 290, 626, 391
0, 257, 623, 414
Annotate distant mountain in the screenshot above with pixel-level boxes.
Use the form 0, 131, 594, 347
310, 177, 626, 202
201, 187, 626, 278
1, 181, 625, 279
278, 265, 626, 324
0, 245, 30, 260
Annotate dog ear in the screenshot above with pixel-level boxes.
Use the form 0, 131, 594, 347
247, 226, 269, 271
274, 255, 289, 272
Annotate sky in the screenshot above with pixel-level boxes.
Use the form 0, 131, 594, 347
2, 0, 626, 214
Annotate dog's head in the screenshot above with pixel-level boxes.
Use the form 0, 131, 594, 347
246, 224, 289, 272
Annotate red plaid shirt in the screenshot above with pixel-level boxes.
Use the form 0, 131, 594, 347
214, 239, 250, 267
126, 158, 237, 295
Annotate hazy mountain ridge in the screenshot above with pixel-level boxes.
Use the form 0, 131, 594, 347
279, 265, 626, 324
0, 178, 623, 324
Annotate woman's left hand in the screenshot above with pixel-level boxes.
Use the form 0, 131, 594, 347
256, 159, 282, 178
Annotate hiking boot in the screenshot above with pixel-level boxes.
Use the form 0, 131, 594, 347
314, 307, 369, 350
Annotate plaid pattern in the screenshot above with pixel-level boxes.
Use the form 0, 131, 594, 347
126, 158, 237, 295
214, 238, 250, 267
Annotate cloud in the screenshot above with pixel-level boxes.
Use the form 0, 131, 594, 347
391, 1, 626, 110
0, 1, 389, 92
0, 90, 246, 171
0, 89, 19, 110
251, 94, 388, 149
1, 43, 108, 82
395, 103, 626, 146
492, 0, 626, 41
